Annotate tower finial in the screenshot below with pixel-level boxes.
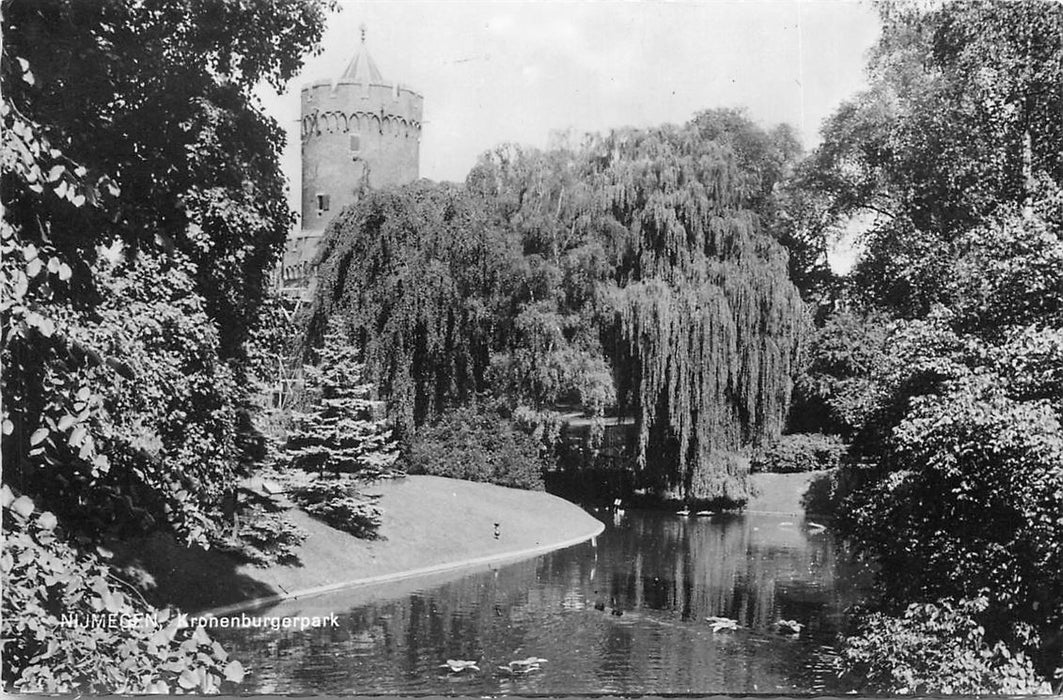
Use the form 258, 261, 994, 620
360, 23, 367, 44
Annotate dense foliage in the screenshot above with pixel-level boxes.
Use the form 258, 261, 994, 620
803, 1, 1062, 317
2, 0, 331, 691
838, 595, 1051, 695
749, 433, 845, 474
796, 1, 1063, 689
1, 0, 331, 541
283, 318, 399, 478
308, 183, 512, 432
311, 111, 808, 502
403, 403, 547, 491
1, 488, 243, 693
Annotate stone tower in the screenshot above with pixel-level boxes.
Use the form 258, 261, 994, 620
277, 26, 423, 299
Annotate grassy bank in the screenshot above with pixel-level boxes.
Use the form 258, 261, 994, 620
111, 475, 603, 615
746, 470, 832, 515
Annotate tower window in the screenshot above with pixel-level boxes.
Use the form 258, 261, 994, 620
349, 134, 361, 153
316, 193, 330, 215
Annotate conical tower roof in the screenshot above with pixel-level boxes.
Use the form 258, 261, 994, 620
340, 24, 383, 83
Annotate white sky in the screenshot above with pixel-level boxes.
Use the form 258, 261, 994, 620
259, 0, 881, 237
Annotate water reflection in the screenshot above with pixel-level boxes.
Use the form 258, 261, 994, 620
215, 510, 869, 694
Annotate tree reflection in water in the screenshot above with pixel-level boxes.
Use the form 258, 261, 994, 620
215, 511, 871, 694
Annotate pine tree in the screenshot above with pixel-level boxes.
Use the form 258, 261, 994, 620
284, 319, 399, 479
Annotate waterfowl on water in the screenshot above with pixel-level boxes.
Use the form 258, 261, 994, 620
705, 616, 739, 632
498, 657, 547, 674
677, 507, 691, 516
440, 659, 480, 673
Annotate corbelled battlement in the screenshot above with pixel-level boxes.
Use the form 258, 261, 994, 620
300, 81, 423, 141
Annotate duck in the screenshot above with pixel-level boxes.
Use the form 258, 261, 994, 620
677, 507, 691, 516
498, 657, 547, 675
705, 615, 739, 632
439, 659, 480, 673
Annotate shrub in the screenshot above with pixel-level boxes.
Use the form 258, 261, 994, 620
289, 479, 383, 539
838, 595, 1052, 695
213, 504, 307, 567
842, 376, 1063, 657
751, 432, 846, 473
403, 404, 546, 491
1, 488, 242, 693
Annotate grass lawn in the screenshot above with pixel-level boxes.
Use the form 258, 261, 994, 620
110, 475, 603, 614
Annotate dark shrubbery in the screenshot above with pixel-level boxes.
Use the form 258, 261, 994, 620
403, 404, 546, 491
213, 504, 307, 567
751, 433, 846, 473
289, 480, 384, 539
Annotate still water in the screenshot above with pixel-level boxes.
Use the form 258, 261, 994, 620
215, 509, 870, 694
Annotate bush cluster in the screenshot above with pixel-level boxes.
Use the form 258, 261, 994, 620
750, 432, 846, 473
838, 595, 1051, 695
402, 404, 546, 491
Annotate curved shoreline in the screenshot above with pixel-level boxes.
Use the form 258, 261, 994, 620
199, 518, 604, 617
111, 476, 604, 616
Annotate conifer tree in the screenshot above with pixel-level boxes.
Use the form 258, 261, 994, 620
284, 319, 399, 479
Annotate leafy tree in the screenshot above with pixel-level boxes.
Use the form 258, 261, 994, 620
2, 0, 333, 358
804, 1, 1062, 317
1, 0, 331, 543
1, 487, 243, 693
2, 2, 330, 689
827, 197, 1063, 676
308, 182, 517, 432
800, 4, 1063, 681
788, 309, 890, 435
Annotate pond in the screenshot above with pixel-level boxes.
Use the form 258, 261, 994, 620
214, 509, 872, 694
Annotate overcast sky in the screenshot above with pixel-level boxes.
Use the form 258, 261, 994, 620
259, 0, 881, 223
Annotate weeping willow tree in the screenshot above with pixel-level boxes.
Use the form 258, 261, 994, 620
305, 182, 519, 434
306, 111, 807, 503
593, 119, 808, 501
